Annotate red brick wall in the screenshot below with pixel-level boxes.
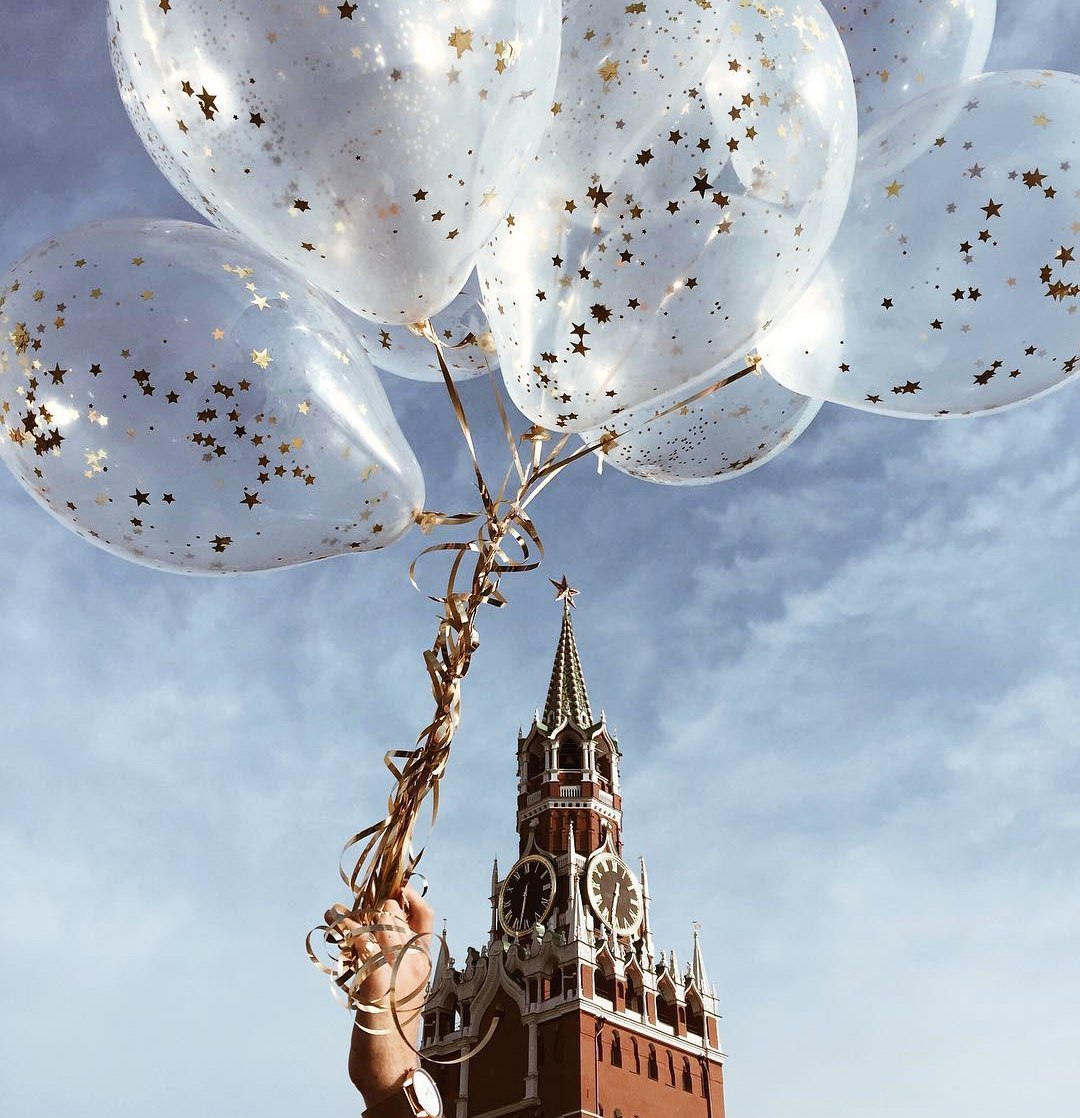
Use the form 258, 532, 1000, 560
429, 999, 725, 1118
536, 1015, 586, 1116
438, 991, 530, 1116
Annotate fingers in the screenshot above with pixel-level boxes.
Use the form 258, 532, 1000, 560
330, 890, 435, 963
402, 885, 434, 937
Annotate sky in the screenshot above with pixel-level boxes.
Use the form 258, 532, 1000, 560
2, 3, 1080, 1117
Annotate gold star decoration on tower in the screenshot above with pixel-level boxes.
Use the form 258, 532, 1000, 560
550, 575, 579, 607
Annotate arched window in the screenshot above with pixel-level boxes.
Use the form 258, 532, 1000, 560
631, 1037, 641, 1074
525, 747, 544, 785
657, 988, 678, 1030
681, 1057, 694, 1092
667, 1051, 676, 1086
595, 968, 616, 1003
559, 740, 582, 771
686, 993, 705, 1037
563, 965, 578, 997
596, 748, 612, 785
647, 1045, 659, 1081
626, 973, 644, 1014
610, 1031, 623, 1068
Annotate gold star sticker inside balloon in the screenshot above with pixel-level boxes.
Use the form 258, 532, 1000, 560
550, 575, 580, 606
251, 349, 272, 369
597, 59, 620, 83
448, 27, 473, 57
885, 180, 903, 198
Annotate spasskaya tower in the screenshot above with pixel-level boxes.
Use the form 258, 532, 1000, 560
420, 579, 727, 1118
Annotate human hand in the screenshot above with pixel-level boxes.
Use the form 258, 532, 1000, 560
338, 886, 435, 1106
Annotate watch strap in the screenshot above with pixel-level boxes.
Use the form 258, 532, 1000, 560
361, 1087, 416, 1118
361, 1068, 443, 1118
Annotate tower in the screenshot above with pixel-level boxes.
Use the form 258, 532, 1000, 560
421, 580, 726, 1118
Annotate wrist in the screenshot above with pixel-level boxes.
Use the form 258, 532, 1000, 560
361, 1066, 442, 1118
361, 1065, 417, 1111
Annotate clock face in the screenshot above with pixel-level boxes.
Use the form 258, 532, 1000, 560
585, 853, 643, 936
498, 854, 556, 937
410, 1068, 443, 1117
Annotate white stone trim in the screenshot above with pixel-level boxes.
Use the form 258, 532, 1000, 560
525, 997, 726, 1062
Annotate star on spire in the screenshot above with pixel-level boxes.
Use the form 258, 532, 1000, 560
550, 575, 579, 607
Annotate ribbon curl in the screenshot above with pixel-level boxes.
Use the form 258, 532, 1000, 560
312, 330, 761, 1057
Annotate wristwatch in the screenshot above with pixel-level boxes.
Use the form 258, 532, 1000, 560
362, 1068, 444, 1118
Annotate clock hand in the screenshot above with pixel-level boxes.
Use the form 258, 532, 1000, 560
518, 887, 528, 929
611, 881, 622, 923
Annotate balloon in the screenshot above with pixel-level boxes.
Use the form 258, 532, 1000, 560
349, 272, 497, 384
822, 0, 996, 132
765, 71, 1080, 419
0, 220, 424, 573
478, 0, 857, 433
107, 0, 561, 324
587, 357, 821, 487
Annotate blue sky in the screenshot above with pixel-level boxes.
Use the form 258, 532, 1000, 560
2, 3, 1080, 1117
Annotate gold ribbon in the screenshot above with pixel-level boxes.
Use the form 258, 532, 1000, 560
312, 333, 763, 1059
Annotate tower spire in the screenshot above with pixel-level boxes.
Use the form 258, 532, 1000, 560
639, 856, 656, 963
543, 577, 593, 728
691, 924, 711, 996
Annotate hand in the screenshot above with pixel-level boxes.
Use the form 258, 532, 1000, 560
339, 886, 435, 1106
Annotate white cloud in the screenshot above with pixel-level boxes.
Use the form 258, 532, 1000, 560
4, 1, 1080, 1115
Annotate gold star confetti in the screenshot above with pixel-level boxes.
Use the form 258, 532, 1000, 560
251, 348, 272, 369
448, 28, 473, 57
598, 59, 621, 83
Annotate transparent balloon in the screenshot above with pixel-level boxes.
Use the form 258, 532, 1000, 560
108, 0, 561, 324
822, 0, 996, 132
766, 72, 1080, 419
479, 0, 857, 434
349, 272, 497, 384
587, 356, 821, 487
0, 220, 424, 573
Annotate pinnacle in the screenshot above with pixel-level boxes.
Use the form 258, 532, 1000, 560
542, 598, 593, 728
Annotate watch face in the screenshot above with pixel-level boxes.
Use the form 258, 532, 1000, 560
410, 1069, 442, 1117
585, 853, 643, 936
498, 854, 556, 937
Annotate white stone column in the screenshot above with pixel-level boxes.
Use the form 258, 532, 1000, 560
525, 1018, 539, 1099
455, 1043, 470, 1118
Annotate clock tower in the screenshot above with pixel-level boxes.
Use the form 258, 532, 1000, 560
420, 581, 726, 1118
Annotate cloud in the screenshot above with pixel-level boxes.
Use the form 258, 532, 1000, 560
4, 1, 1080, 1116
